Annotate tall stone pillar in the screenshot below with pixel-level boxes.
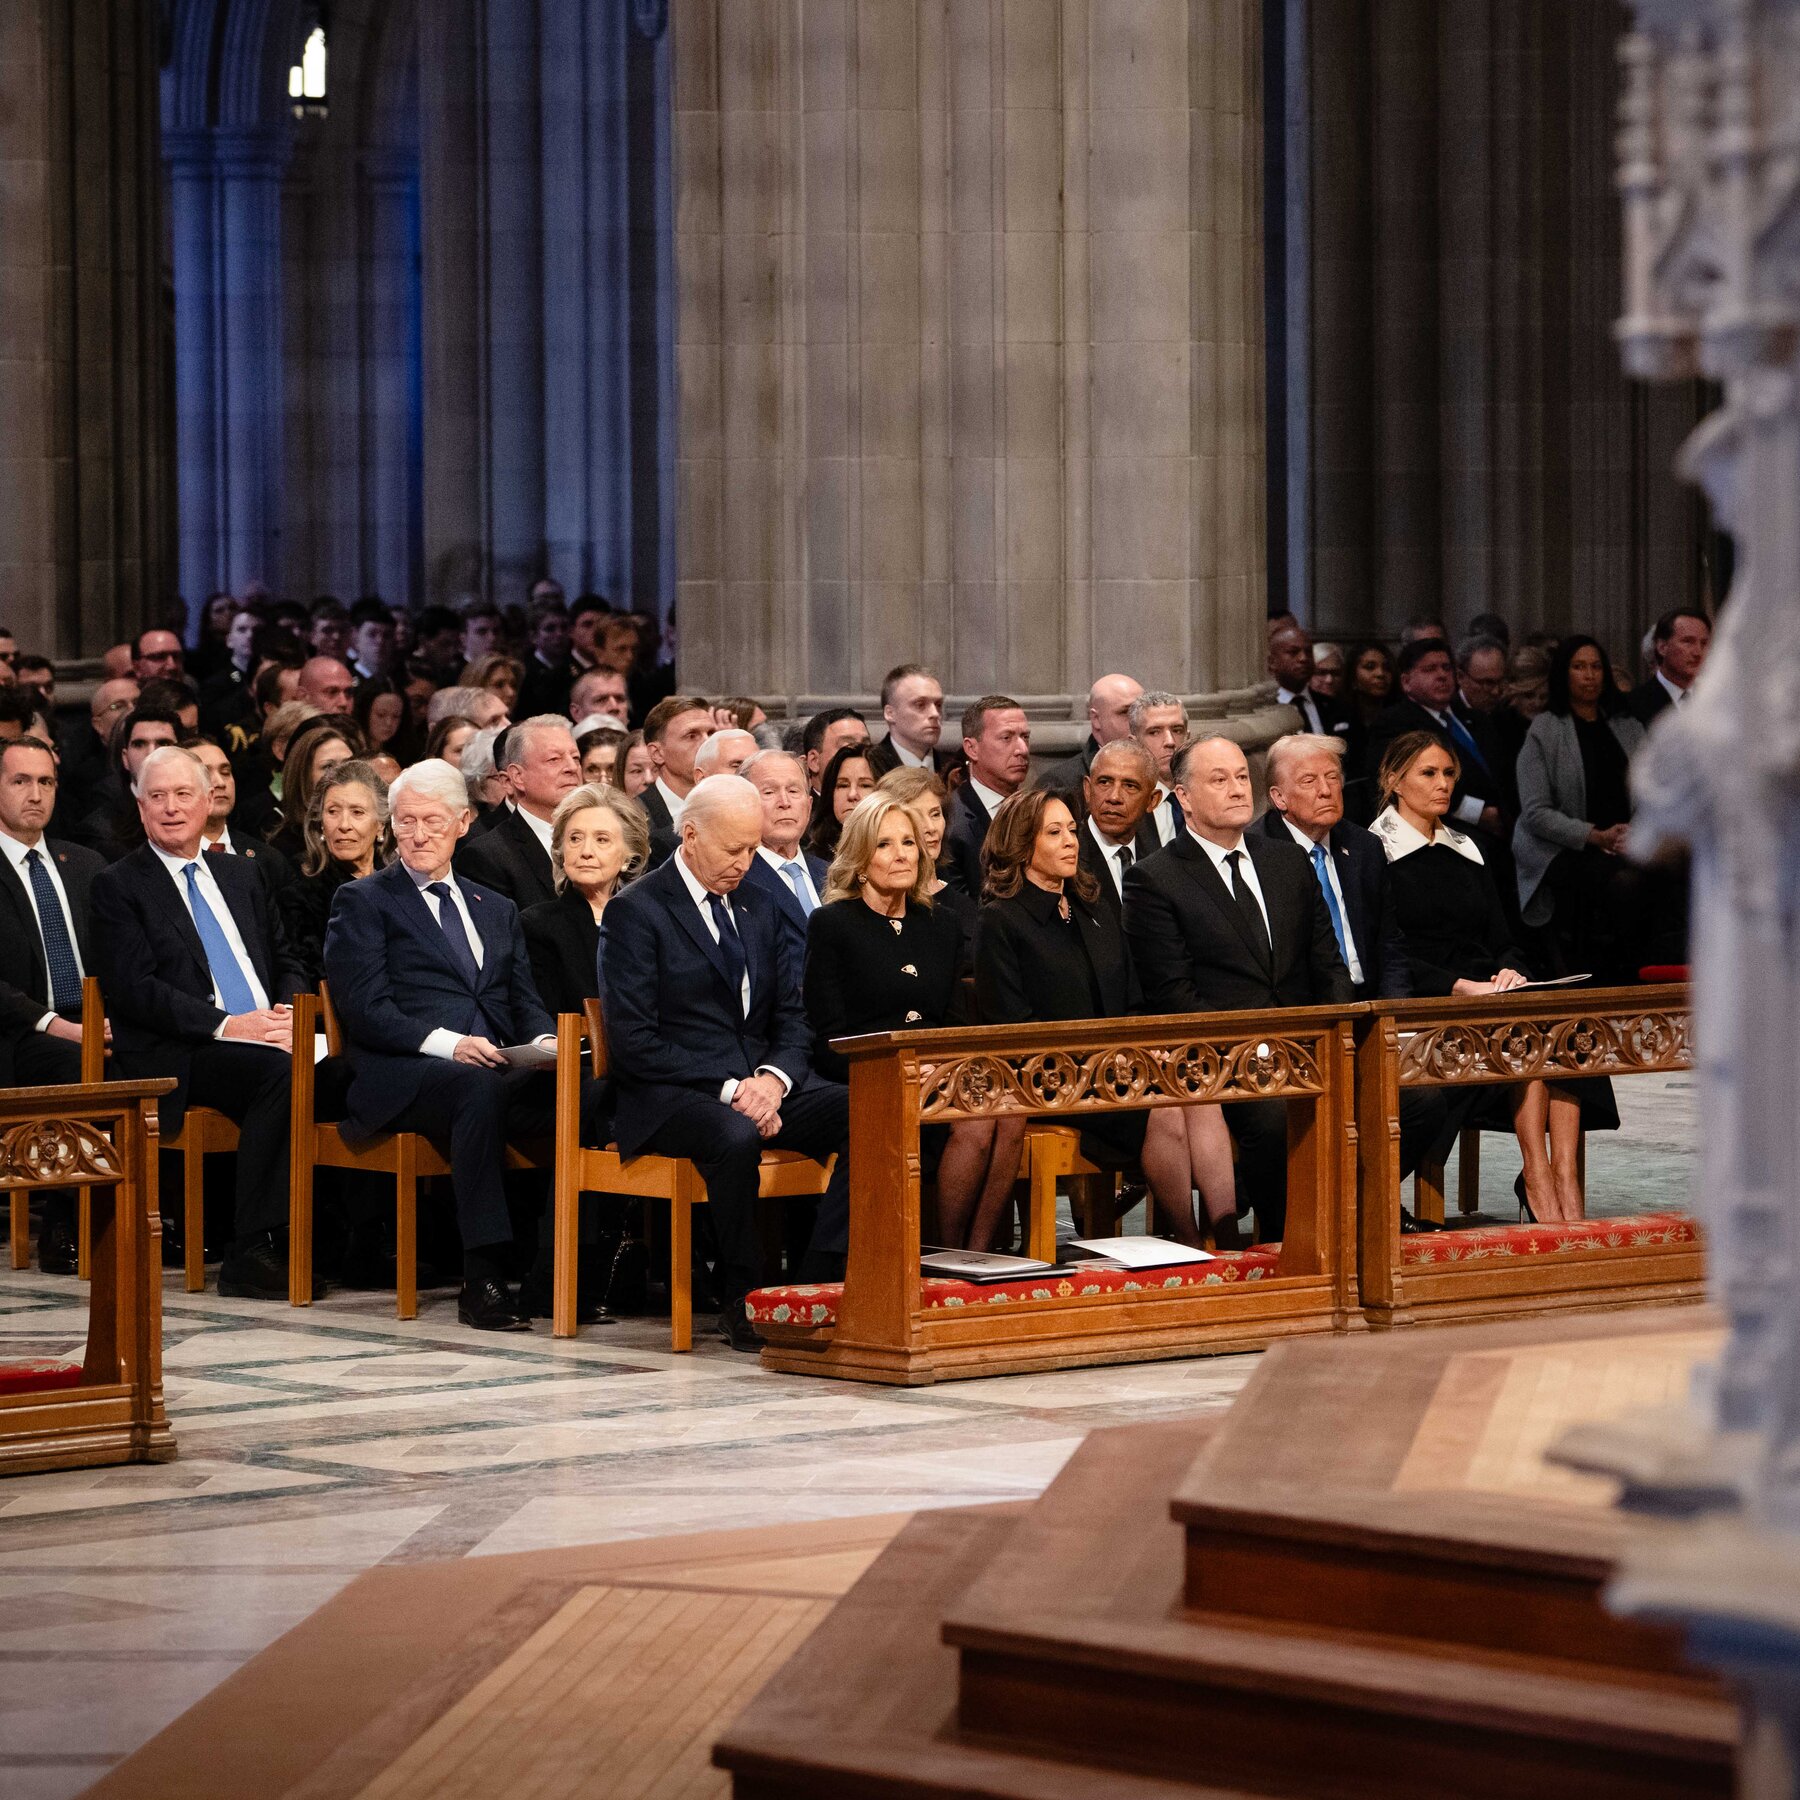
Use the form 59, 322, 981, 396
673, 0, 1271, 730
362, 151, 423, 611
0, 0, 170, 658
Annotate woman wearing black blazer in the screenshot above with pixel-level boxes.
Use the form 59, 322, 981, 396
874, 765, 976, 979
520, 783, 650, 1017
804, 794, 1021, 1250
974, 790, 1224, 1249
280, 760, 389, 985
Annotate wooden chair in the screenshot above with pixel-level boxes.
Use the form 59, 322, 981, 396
1412, 1125, 1586, 1224
552, 999, 836, 1349
9, 978, 106, 1274
287, 984, 549, 1316
1020, 1125, 1112, 1258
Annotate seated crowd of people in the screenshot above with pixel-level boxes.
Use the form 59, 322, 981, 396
0, 589, 1703, 1349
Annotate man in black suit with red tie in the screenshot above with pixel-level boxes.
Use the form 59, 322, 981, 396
1124, 735, 1352, 1242
90, 745, 306, 1299
598, 773, 851, 1351
0, 736, 105, 1273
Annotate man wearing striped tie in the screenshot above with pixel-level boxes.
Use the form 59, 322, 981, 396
0, 736, 106, 1273
738, 749, 829, 974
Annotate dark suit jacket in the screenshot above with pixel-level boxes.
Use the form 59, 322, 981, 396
454, 805, 557, 912
638, 783, 675, 836
1123, 832, 1353, 1015
597, 855, 814, 1158
323, 861, 553, 1140
1363, 699, 1506, 822
740, 849, 829, 974
208, 832, 293, 893
974, 884, 1139, 1024
519, 655, 573, 720
0, 837, 103, 1068
1627, 676, 1677, 726
941, 780, 998, 897
90, 842, 305, 1132
521, 883, 602, 1018
866, 738, 958, 780
1255, 810, 1410, 1001
1041, 735, 1101, 796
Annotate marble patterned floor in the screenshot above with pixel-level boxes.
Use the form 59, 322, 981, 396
0, 1069, 1696, 1800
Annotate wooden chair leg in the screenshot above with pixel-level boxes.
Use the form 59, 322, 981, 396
395, 1148, 418, 1321
1576, 1128, 1587, 1207
669, 1166, 704, 1354
288, 1139, 315, 1308
1025, 1157, 1059, 1264
9, 1192, 26, 1269
1412, 1156, 1446, 1226
552, 1171, 579, 1340
77, 1189, 92, 1279
1457, 1128, 1481, 1215
183, 1147, 205, 1292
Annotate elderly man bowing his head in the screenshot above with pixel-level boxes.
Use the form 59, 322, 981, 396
598, 773, 852, 1351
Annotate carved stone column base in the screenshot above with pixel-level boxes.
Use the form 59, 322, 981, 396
1549, 1403, 1759, 1519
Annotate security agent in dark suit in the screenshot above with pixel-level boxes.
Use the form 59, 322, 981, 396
1123, 734, 1353, 1241
1074, 739, 1163, 919
1259, 734, 1449, 1212
941, 695, 1032, 894
1627, 608, 1710, 725
738, 748, 829, 968
454, 716, 583, 912
0, 736, 105, 1273
326, 758, 591, 1331
1268, 621, 1343, 740
89, 744, 308, 1300
1362, 640, 1508, 836
1040, 674, 1144, 793
598, 773, 852, 1352
866, 663, 958, 779
636, 695, 715, 837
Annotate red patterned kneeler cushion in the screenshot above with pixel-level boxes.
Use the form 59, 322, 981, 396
746, 1247, 1285, 1332
1400, 1211, 1697, 1266
0, 1362, 82, 1397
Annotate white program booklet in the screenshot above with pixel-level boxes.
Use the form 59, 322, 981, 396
1064, 1235, 1216, 1270
500, 1042, 558, 1070
919, 1248, 1059, 1282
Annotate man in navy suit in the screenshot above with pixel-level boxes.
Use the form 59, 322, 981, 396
0, 736, 106, 1273
90, 745, 306, 1299
325, 757, 580, 1331
739, 749, 829, 966
599, 773, 851, 1351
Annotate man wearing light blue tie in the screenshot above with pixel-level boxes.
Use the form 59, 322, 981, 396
739, 749, 829, 975
90, 745, 307, 1300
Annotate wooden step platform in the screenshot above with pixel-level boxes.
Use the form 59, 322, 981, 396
718, 1312, 1739, 1798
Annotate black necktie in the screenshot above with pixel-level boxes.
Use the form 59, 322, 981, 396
427, 881, 481, 988
706, 892, 747, 1012
1117, 843, 1134, 871
1225, 850, 1273, 965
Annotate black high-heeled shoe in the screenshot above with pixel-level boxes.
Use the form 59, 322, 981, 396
1515, 1172, 1535, 1224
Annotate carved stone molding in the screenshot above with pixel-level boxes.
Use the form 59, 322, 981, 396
0, 1120, 121, 1190
918, 1036, 1326, 1123
1397, 1010, 1693, 1087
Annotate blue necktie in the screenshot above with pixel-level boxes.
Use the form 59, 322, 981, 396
1444, 710, 1490, 778
24, 849, 81, 1015
182, 862, 258, 1014
1310, 842, 1350, 967
707, 893, 748, 1011
427, 882, 482, 988
781, 861, 816, 916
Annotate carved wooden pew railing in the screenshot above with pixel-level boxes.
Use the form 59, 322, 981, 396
0, 1078, 175, 1475
1356, 984, 1699, 1329
755, 1005, 1362, 1385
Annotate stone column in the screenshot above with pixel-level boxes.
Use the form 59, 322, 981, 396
0, 0, 170, 659
362, 150, 423, 610
673, 0, 1271, 733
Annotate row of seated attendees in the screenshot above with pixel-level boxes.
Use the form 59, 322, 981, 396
0, 590, 1698, 1350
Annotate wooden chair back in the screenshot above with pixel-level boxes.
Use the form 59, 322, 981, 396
583, 996, 607, 1079
80, 977, 104, 1082
318, 982, 347, 1057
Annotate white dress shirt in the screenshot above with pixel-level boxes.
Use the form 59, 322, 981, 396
757, 844, 821, 911
1191, 832, 1273, 940
1277, 685, 1327, 736
1281, 818, 1364, 986
967, 776, 1008, 817
409, 866, 490, 1061
886, 737, 933, 770
0, 827, 84, 1031
149, 841, 271, 1027
1085, 816, 1134, 901
654, 775, 689, 829
510, 800, 555, 856
673, 849, 792, 1102
1150, 786, 1181, 847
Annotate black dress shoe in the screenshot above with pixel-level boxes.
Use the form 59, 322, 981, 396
1399, 1210, 1444, 1234
159, 1216, 186, 1270
37, 1220, 78, 1276
718, 1307, 764, 1354
219, 1234, 321, 1301
458, 1276, 532, 1332
517, 1270, 612, 1326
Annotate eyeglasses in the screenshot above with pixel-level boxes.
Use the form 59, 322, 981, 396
392, 813, 457, 838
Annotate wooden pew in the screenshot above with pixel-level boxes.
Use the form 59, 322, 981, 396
0, 1077, 176, 1475
756, 1004, 1363, 1384
1356, 983, 1701, 1329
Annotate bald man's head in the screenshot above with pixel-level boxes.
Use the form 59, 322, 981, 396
1086, 674, 1145, 747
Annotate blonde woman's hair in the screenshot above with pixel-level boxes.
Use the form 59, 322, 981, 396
824, 795, 936, 907
1375, 728, 1460, 809
548, 782, 651, 893
874, 765, 948, 808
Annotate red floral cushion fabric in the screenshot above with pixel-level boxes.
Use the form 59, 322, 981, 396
746, 1247, 1285, 1331
0, 1361, 82, 1397
1399, 1211, 1697, 1266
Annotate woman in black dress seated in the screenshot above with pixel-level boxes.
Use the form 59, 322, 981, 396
874, 766, 976, 974
281, 760, 390, 985
973, 790, 1226, 1250
805, 794, 1024, 1250
521, 783, 650, 1017
1513, 634, 1652, 983
804, 742, 877, 862
1373, 730, 1606, 1222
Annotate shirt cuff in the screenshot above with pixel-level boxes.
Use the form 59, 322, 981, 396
34, 1011, 57, 1034
719, 1078, 739, 1104
1454, 795, 1485, 826
755, 1064, 794, 1097
212, 1018, 230, 1041
421, 1028, 463, 1060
